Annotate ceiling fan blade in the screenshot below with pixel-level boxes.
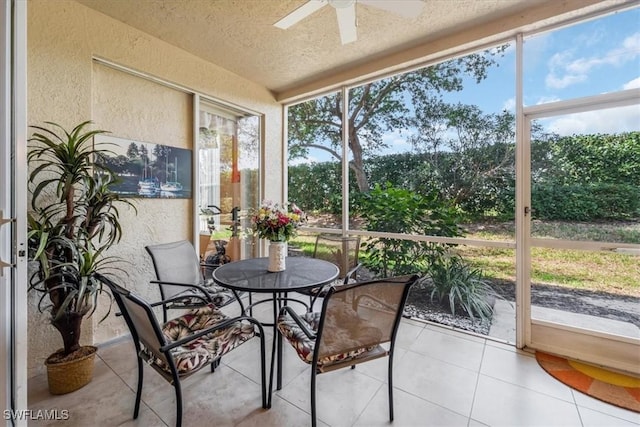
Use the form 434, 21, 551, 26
359, 0, 425, 19
336, 3, 357, 44
274, 0, 329, 29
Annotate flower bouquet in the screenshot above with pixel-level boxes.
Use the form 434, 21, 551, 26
252, 201, 306, 272
252, 200, 306, 242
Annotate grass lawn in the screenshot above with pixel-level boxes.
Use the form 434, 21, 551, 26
289, 219, 639, 297
459, 220, 639, 296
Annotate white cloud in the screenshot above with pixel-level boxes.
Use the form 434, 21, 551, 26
545, 72, 587, 89
534, 95, 561, 105
623, 76, 640, 89
543, 104, 640, 136
502, 97, 516, 111
545, 32, 640, 90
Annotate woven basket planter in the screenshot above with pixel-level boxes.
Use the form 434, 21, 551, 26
45, 345, 97, 395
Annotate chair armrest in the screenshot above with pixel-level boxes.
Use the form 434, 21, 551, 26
200, 261, 221, 268
149, 280, 214, 303
342, 263, 363, 284
148, 294, 210, 308
279, 306, 316, 340
160, 315, 264, 352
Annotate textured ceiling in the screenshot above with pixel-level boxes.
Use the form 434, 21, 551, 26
75, 0, 607, 98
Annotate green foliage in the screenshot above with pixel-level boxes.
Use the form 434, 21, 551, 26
425, 255, 499, 321
27, 121, 135, 356
543, 132, 640, 186
288, 131, 640, 222
287, 161, 345, 213
288, 48, 508, 192
529, 132, 640, 220
354, 183, 462, 277
532, 183, 640, 220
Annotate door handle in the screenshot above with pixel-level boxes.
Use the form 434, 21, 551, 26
0, 211, 16, 276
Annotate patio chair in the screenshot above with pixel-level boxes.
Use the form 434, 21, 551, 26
97, 274, 268, 427
145, 240, 242, 323
298, 234, 362, 310
276, 274, 419, 427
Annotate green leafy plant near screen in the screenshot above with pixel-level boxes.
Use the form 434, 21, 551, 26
354, 183, 462, 277
425, 255, 500, 321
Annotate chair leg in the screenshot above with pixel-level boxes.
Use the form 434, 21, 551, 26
258, 326, 269, 409
174, 379, 183, 427
162, 306, 168, 324
210, 357, 220, 372
268, 298, 278, 407
388, 354, 394, 422
133, 355, 144, 419
311, 369, 317, 427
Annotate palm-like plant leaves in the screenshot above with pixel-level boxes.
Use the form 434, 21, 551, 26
426, 254, 500, 321
28, 121, 135, 356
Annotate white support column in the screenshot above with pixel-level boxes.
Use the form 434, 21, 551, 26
514, 32, 528, 350
1, 0, 28, 425
341, 87, 349, 235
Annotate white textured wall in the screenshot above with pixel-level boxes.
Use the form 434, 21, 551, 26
27, 0, 282, 377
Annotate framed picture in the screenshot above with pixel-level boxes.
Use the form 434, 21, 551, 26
95, 134, 192, 199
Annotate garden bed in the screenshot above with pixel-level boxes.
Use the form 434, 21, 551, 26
404, 279, 640, 335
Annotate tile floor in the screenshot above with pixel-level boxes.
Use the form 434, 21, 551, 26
28, 296, 640, 427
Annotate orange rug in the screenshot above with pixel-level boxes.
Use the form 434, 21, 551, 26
536, 352, 640, 413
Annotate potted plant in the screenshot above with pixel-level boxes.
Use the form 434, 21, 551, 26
27, 121, 134, 394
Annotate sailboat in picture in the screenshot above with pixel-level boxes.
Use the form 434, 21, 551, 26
161, 156, 183, 193
138, 156, 160, 195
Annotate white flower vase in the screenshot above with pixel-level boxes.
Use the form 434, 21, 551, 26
268, 241, 287, 272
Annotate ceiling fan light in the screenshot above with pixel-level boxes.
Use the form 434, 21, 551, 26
328, 0, 355, 9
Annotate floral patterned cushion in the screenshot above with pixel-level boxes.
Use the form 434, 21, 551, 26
277, 303, 382, 367
150, 304, 255, 375
167, 279, 237, 308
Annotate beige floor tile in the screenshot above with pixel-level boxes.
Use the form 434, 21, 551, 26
353, 348, 408, 384
98, 338, 138, 375
409, 327, 485, 371
394, 350, 478, 416
117, 364, 177, 408
472, 375, 583, 426
480, 344, 575, 402
578, 405, 640, 426
28, 372, 156, 427
395, 319, 426, 350
219, 333, 272, 385
354, 386, 469, 426
116, 406, 168, 427
468, 418, 490, 426
148, 364, 267, 426
427, 323, 487, 344
28, 318, 635, 427
276, 366, 385, 427
573, 390, 640, 424
236, 394, 329, 427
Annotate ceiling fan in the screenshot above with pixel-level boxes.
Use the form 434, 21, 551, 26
274, 0, 426, 45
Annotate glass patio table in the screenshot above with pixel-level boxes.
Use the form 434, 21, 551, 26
212, 256, 339, 403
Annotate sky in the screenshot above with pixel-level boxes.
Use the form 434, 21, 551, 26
451, 6, 639, 137
298, 6, 640, 163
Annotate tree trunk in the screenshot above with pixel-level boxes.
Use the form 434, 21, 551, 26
349, 126, 369, 191
51, 311, 83, 356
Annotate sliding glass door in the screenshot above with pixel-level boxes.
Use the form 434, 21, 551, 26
523, 97, 640, 374
197, 102, 260, 262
